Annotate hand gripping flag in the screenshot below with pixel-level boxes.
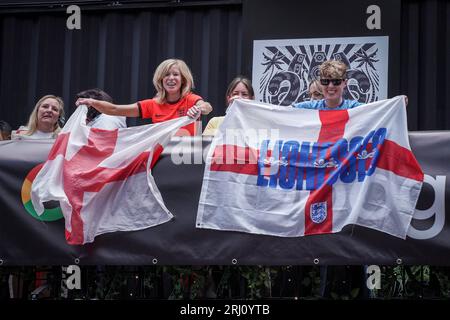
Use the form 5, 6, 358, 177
31, 106, 193, 245
196, 96, 424, 239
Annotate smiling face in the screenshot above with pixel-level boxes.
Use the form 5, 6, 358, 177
162, 64, 183, 102
318, 60, 348, 108
320, 78, 347, 102
37, 98, 60, 131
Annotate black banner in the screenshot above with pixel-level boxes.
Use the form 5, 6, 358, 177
0, 132, 449, 265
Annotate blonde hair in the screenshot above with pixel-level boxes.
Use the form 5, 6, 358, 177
308, 79, 324, 100
25, 95, 65, 137
152, 59, 194, 104
319, 60, 347, 79
308, 79, 323, 93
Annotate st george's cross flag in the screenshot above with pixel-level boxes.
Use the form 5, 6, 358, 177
196, 96, 424, 239
31, 106, 193, 245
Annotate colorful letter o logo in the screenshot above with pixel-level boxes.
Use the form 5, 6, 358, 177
21, 163, 63, 221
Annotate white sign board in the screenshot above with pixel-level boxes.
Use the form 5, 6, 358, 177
252, 36, 389, 106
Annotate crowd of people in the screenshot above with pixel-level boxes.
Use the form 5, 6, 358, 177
1, 58, 401, 299
1, 59, 212, 142
1, 58, 379, 143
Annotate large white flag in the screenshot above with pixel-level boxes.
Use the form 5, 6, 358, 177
31, 106, 193, 245
196, 96, 424, 239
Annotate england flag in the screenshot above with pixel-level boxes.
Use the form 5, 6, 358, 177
196, 96, 423, 239
31, 106, 193, 245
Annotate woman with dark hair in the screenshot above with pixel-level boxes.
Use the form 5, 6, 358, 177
203, 76, 255, 136
76, 88, 126, 129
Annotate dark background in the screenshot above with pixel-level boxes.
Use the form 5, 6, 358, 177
0, 0, 448, 130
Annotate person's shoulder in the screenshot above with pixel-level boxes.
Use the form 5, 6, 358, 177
292, 100, 322, 110
11, 126, 29, 140
138, 98, 158, 117
92, 114, 127, 129
207, 116, 225, 125
187, 92, 202, 99
16, 125, 28, 132
344, 99, 364, 109
136, 98, 157, 119
100, 114, 126, 121
203, 116, 224, 136
17, 130, 55, 140
185, 92, 203, 103
111, 115, 127, 128
139, 98, 156, 107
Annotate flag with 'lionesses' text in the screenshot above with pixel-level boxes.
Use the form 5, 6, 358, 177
196, 96, 423, 239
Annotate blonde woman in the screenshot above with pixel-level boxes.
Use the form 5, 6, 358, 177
76, 58, 212, 136
308, 79, 324, 101
203, 76, 254, 136
13, 95, 65, 139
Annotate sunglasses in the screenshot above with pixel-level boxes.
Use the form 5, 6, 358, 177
320, 78, 345, 86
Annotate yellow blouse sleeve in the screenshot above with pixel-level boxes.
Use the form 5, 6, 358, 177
202, 117, 224, 136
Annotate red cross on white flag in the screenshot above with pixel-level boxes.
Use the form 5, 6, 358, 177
31, 106, 193, 245
197, 97, 424, 239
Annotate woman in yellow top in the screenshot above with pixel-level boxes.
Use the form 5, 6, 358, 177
203, 76, 255, 136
